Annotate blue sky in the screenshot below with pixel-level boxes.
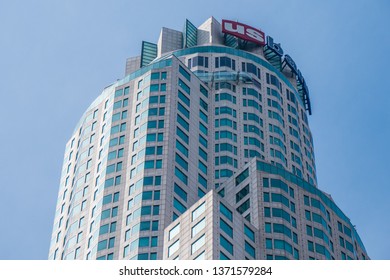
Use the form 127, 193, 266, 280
0, 0, 389, 259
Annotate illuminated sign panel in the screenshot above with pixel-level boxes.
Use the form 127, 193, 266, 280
222, 20, 266, 46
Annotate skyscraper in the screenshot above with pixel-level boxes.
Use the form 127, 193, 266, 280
49, 17, 368, 260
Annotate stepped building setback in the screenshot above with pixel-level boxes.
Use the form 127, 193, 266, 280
49, 17, 368, 260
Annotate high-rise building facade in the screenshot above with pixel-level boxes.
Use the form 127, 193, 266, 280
49, 17, 368, 260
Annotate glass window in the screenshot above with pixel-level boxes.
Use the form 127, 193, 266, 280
274, 239, 292, 254
168, 239, 180, 257
110, 222, 117, 233
200, 85, 208, 98
173, 198, 186, 213
115, 175, 121, 185
179, 66, 191, 81
220, 218, 233, 238
115, 88, 123, 97
244, 225, 255, 241
137, 253, 148, 260
99, 224, 109, 235
101, 209, 110, 219
245, 241, 255, 258
344, 225, 352, 238
151, 72, 160, 80
106, 164, 115, 174
308, 241, 314, 252
140, 206, 151, 216
235, 168, 249, 186
104, 178, 114, 188
198, 147, 207, 161
266, 238, 273, 249
151, 236, 158, 247
198, 160, 207, 175
236, 184, 250, 203
178, 78, 190, 94
220, 234, 233, 255
265, 222, 271, 233
176, 140, 188, 157
112, 207, 118, 217
175, 167, 188, 185
177, 127, 189, 144
304, 195, 310, 206
178, 90, 190, 107
264, 207, 271, 217
177, 115, 189, 131
220, 202, 232, 221
236, 199, 250, 214
194, 251, 205, 260
140, 221, 150, 231
199, 122, 208, 136
113, 101, 122, 110
97, 240, 107, 251
112, 112, 120, 122
142, 191, 153, 200
103, 194, 112, 205
145, 160, 154, 169
220, 251, 230, 260
139, 237, 149, 247
152, 221, 159, 231
191, 234, 205, 254
199, 110, 208, 123
305, 210, 311, 221
199, 134, 208, 148
198, 173, 207, 189
199, 98, 208, 111
192, 218, 205, 237
149, 96, 158, 104
192, 202, 206, 221
175, 153, 188, 171
169, 223, 180, 241
339, 236, 345, 247
174, 183, 187, 202
108, 237, 115, 248
153, 205, 160, 215
306, 225, 313, 236
337, 221, 343, 232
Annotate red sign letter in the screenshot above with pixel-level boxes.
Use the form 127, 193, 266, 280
222, 20, 265, 46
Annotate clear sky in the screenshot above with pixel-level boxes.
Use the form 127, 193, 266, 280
0, 0, 389, 259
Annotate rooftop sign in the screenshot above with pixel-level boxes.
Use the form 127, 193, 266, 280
222, 20, 266, 46
222, 19, 312, 115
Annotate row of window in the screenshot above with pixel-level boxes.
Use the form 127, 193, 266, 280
125, 221, 159, 241
167, 202, 207, 258
188, 56, 209, 68
58, 94, 115, 256
137, 71, 167, 90
129, 176, 161, 195
265, 238, 299, 259
219, 221, 256, 259
123, 236, 158, 257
